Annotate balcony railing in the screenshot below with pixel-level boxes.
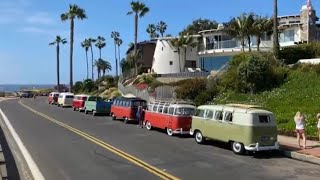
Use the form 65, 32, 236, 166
198, 40, 238, 51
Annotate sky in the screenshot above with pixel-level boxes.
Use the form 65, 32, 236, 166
0, 0, 319, 84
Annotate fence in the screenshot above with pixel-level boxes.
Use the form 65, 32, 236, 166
157, 71, 210, 78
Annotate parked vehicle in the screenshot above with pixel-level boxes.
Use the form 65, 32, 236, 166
48, 92, 60, 105
19, 91, 33, 98
190, 104, 279, 155
72, 94, 89, 111
57, 92, 74, 107
110, 97, 147, 123
144, 100, 196, 136
84, 96, 113, 116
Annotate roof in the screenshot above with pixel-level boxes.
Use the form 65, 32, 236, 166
114, 97, 146, 101
197, 104, 273, 114
75, 94, 89, 97
278, 14, 300, 19
60, 92, 74, 95
50, 92, 60, 94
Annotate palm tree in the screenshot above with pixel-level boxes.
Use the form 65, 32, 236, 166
111, 31, 120, 76
273, 0, 280, 58
95, 36, 106, 59
81, 39, 90, 79
252, 16, 272, 51
87, 38, 96, 80
116, 38, 123, 75
146, 24, 158, 39
49, 36, 67, 92
127, 1, 149, 75
94, 58, 103, 79
171, 34, 197, 72
61, 4, 87, 93
226, 13, 254, 52
157, 21, 167, 37
101, 60, 112, 77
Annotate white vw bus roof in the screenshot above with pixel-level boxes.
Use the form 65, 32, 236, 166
197, 104, 273, 114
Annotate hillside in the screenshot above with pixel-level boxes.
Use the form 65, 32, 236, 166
214, 69, 320, 138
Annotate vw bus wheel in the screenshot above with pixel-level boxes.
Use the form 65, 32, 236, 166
195, 131, 204, 144
111, 113, 116, 120
166, 128, 174, 136
85, 110, 89, 114
232, 142, 245, 155
145, 121, 152, 130
92, 111, 96, 116
124, 117, 129, 124
73, 107, 76, 111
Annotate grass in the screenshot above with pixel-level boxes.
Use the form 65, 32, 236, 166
214, 70, 320, 138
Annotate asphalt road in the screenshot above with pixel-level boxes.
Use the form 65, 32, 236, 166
0, 97, 319, 180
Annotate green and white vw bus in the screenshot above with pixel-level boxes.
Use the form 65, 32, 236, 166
190, 104, 279, 154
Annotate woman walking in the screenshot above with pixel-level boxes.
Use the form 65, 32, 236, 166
137, 105, 144, 128
294, 111, 307, 149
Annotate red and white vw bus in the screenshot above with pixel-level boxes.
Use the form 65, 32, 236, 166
48, 92, 60, 105
72, 94, 89, 111
144, 101, 196, 136
110, 97, 147, 124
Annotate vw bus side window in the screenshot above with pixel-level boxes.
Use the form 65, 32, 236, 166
158, 106, 164, 113
148, 104, 153, 111
214, 111, 223, 121
168, 107, 174, 115
163, 106, 169, 114
204, 110, 214, 119
153, 105, 158, 112
194, 109, 205, 118
224, 112, 233, 122
175, 108, 194, 116
259, 115, 270, 123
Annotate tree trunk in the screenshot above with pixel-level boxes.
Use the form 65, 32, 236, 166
118, 45, 121, 75
114, 41, 118, 76
85, 50, 89, 79
257, 35, 261, 52
273, 0, 280, 59
99, 48, 102, 59
184, 47, 187, 72
69, 18, 74, 93
248, 36, 251, 52
57, 44, 60, 92
178, 48, 181, 72
134, 13, 138, 75
241, 39, 245, 51
90, 45, 94, 80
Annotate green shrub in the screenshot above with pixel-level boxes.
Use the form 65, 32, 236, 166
83, 79, 96, 92
175, 78, 207, 100
74, 81, 83, 93
279, 42, 320, 64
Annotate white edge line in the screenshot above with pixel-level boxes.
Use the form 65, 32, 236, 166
0, 108, 45, 180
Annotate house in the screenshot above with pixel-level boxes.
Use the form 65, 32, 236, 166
198, 4, 320, 72
126, 40, 157, 73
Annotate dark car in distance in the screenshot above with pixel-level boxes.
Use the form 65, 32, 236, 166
19, 91, 33, 98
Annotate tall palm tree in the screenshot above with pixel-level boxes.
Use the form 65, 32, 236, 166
157, 21, 167, 37
111, 31, 120, 76
95, 36, 106, 59
273, 0, 280, 58
252, 16, 272, 51
226, 13, 253, 52
94, 58, 103, 79
146, 24, 158, 39
61, 4, 87, 93
49, 36, 67, 92
87, 38, 96, 80
127, 1, 149, 75
171, 34, 197, 72
101, 60, 112, 77
116, 38, 123, 75
81, 39, 90, 79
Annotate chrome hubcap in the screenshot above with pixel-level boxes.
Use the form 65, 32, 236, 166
196, 133, 202, 142
233, 143, 241, 152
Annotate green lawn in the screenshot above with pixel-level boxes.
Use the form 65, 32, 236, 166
214, 70, 320, 138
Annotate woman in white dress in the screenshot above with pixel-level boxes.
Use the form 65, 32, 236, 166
294, 112, 306, 149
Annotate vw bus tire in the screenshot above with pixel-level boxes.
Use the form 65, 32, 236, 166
73, 107, 76, 111
111, 113, 116, 120
85, 110, 89, 114
92, 111, 96, 116
232, 142, 245, 155
124, 117, 129, 124
166, 128, 174, 136
145, 121, 152, 130
195, 131, 205, 144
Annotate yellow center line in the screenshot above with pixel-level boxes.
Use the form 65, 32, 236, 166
18, 100, 180, 180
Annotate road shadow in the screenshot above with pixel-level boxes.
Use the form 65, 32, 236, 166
0, 127, 21, 180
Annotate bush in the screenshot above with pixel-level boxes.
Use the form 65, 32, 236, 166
279, 42, 320, 64
83, 79, 96, 92
175, 78, 207, 100
74, 81, 83, 93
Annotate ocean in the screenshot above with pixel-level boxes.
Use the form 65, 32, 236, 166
0, 84, 55, 92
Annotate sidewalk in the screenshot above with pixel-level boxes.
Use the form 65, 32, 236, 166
278, 135, 320, 165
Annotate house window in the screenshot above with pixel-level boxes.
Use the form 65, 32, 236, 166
169, 61, 173, 65
280, 29, 295, 42
261, 32, 271, 41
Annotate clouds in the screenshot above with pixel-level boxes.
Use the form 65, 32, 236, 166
26, 12, 54, 25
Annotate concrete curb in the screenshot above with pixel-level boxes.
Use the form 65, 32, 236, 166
279, 149, 320, 165
0, 144, 8, 179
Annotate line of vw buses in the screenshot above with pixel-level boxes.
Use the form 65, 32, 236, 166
47, 92, 279, 155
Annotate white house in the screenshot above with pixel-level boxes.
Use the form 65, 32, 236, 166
151, 37, 200, 74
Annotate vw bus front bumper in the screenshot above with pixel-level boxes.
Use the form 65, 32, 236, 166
173, 128, 190, 135
245, 142, 279, 151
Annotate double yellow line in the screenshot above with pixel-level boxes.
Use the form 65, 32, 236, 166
18, 101, 180, 180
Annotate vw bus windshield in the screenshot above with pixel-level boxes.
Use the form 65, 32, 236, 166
174, 108, 195, 116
